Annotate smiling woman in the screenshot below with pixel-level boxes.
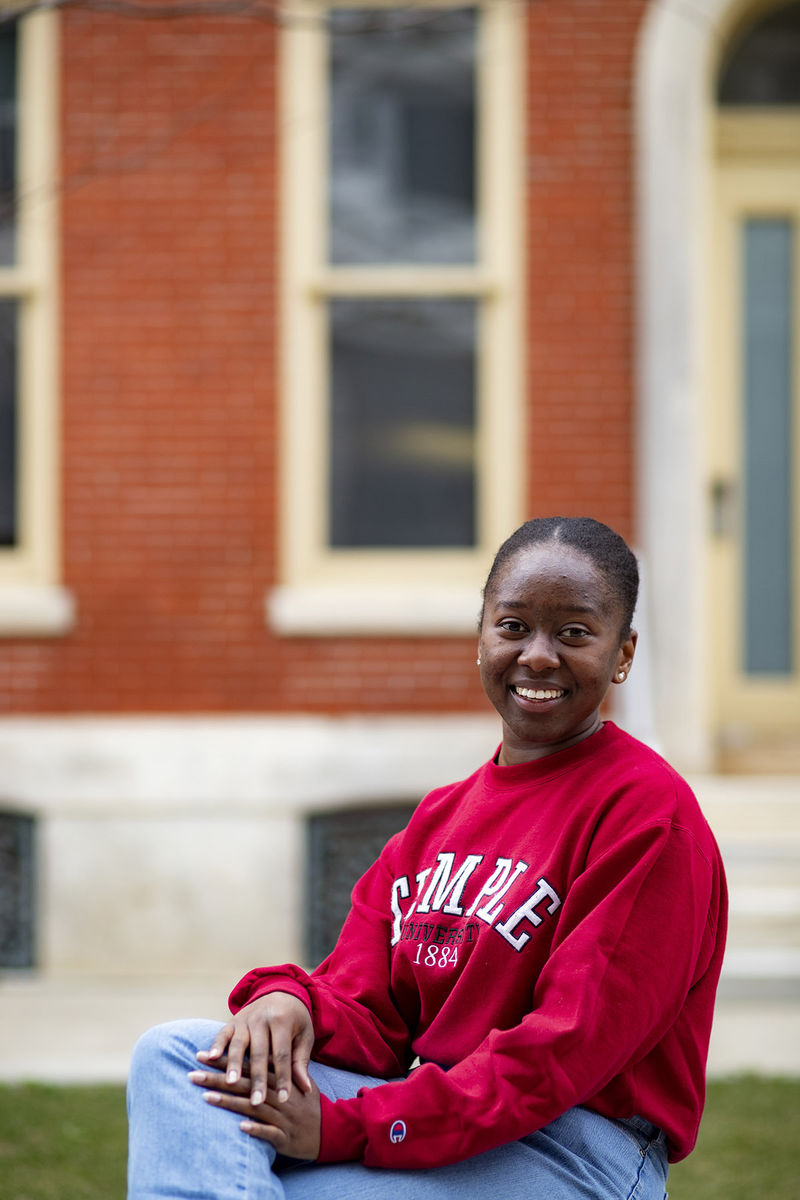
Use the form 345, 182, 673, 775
127, 517, 727, 1200
477, 518, 638, 764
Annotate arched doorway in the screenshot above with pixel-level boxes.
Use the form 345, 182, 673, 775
636, 0, 800, 772
709, 2, 800, 769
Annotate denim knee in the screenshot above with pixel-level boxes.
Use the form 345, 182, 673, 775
129, 1018, 224, 1090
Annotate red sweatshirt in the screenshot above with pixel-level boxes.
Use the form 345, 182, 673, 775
231, 722, 727, 1169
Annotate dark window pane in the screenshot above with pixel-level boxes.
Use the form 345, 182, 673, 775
0, 812, 35, 968
742, 218, 794, 674
329, 297, 476, 548
330, 8, 476, 264
0, 22, 16, 266
307, 804, 416, 965
0, 298, 17, 546
719, 3, 800, 104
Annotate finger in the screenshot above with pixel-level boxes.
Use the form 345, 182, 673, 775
209, 1055, 251, 1080
269, 1023, 294, 1103
203, 1091, 287, 1131
292, 1027, 314, 1095
203, 1090, 261, 1116
240, 1120, 285, 1145
198, 1023, 236, 1064
247, 1019, 269, 1106
196, 1051, 224, 1067
195, 1056, 253, 1080
189, 1071, 250, 1097
223, 1026, 251, 1085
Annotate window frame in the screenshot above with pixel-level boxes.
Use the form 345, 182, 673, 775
270, 0, 525, 636
0, 9, 71, 636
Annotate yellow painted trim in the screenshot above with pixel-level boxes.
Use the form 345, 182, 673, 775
0, 269, 38, 296
276, 0, 525, 610
0, 10, 61, 594
308, 268, 498, 297
710, 152, 800, 729
717, 112, 800, 159
279, 1, 327, 588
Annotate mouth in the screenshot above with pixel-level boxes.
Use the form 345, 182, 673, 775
511, 684, 567, 702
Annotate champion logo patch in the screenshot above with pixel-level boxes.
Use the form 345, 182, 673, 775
389, 1119, 407, 1144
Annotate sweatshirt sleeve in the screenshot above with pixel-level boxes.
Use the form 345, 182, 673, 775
229, 837, 413, 1080
314, 818, 723, 1169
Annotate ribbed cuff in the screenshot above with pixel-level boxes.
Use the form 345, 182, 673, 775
316, 1094, 367, 1163
228, 976, 311, 1015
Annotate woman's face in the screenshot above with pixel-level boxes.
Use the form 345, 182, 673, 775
478, 542, 637, 765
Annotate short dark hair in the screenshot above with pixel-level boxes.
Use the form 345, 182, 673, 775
482, 516, 639, 636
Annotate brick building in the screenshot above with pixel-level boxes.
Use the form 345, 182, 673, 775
0, 0, 798, 1077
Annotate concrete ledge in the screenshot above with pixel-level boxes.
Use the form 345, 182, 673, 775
2, 973, 799, 1084
708, 999, 800, 1077
0, 714, 499, 811
0, 585, 76, 637
0, 975, 234, 1084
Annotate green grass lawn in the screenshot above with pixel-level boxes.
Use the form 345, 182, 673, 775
0, 1083, 127, 1200
0, 1075, 796, 1199
667, 1076, 798, 1200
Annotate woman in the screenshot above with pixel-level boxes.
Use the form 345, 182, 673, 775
127, 516, 727, 1200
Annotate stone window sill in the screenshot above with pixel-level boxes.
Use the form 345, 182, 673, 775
0, 585, 76, 637
267, 584, 482, 637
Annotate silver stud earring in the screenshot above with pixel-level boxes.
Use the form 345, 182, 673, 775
617, 670, 626, 682
477, 657, 481, 666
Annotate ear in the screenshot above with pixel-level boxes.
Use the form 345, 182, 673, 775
613, 630, 637, 684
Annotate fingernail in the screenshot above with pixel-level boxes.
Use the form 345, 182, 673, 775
203, 1092, 220, 1105
188, 1071, 205, 1082
278, 1088, 288, 1103
227, 1070, 238, 1084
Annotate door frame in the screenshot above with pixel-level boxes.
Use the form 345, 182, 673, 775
710, 145, 800, 739
634, 0, 789, 771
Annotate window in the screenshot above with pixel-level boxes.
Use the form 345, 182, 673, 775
271, 1, 524, 635
307, 802, 416, 963
740, 216, 794, 675
718, 1, 800, 104
0, 9, 70, 635
0, 811, 35, 967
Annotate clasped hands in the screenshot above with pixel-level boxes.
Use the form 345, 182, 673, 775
188, 992, 321, 1161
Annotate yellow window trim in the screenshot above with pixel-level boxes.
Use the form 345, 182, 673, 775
272, 0, 525, 635
0, 9, 71, 634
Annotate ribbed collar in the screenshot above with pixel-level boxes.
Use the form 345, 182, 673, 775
483, 721, 623, 791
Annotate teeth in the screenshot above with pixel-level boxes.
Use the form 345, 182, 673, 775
514, 686, 565, 701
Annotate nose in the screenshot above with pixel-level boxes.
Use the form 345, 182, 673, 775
517, 631, 561, 671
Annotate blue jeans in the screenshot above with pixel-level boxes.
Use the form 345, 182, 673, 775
127, 1019, 669, 1200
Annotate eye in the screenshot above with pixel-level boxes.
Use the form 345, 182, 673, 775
497, 618, 528, 634
560, 625, 591, 641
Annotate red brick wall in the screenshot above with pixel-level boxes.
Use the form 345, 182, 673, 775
525, 0, 645, 540
0, 1, 643, 715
